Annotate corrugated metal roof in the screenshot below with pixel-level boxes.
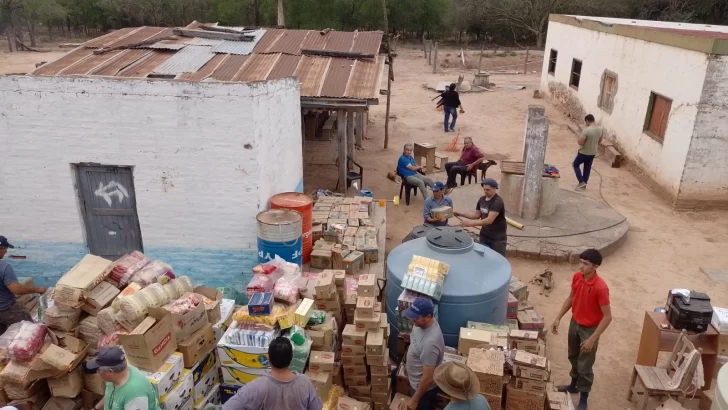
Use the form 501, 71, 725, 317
84, 27, 139, 49
143, 42, 187, 50
267, 30, 309, 54
106, 27, 171, 49
352, 32, 383, 55
91, 49, 151, 76
32, 48, 95, 75
59, 50, 123, 75
118, 51, 174, 77
185, 38, 223, 46
210, 54, 249, 81
178, 53, 227, 81
211, 29, 266, 55
344, 57, 383, 99
294, 56, 329, 96
320, 58, 354, 97
324, 32, 356, 52
301, 31, 329, 51
267, 54, 301, 80
253, 29, 284, 53
153, 45, 215, 75
234, 53, 280, 82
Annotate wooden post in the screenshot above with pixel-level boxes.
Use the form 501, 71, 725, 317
384, 45, 393, 149
422, 34, 427, 60
277, 0, 285, 27
432, 42, 438, 74
347, 111, 355, 160
478, 42, 485, 74
427, 41, 432, 65
355, 112, 364, 147
524, 47, 529, 75
338, 110, 348, 193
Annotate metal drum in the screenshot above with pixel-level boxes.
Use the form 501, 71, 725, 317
256, 209, 303, 266
270, 192, 314, 264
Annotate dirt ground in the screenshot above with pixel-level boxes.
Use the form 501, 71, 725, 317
303, 45, 728, 409
3, 42, 728, 409
0, 42, 68, 75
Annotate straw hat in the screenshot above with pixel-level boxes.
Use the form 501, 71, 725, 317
433, 362, 480, 401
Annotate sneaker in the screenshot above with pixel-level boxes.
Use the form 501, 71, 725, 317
574, 183, 587, 191
449, 127, 455, 131
557, 384, 578, 394
444, 129, 450, 133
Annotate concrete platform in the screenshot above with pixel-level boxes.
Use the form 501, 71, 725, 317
448, 185, 628, 262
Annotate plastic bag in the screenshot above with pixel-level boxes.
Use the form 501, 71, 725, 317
131, 260, 174, 286
111, 282, 142, 311
97, 307, 119, 335
232, 304, 286, 327
162, 276, 193, 301
167, 294, 202, 315
246, 274, 277, 299
272, 271, 302, 305
110, 251, 150, 286
8, 322, 47, 362
119, 283, 170, 321
97, 329, 129, 350
0, 322, 24, 364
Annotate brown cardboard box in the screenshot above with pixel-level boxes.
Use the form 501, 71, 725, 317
442, 352, 467, 365
305, 370, 332, 391
343, 251, 365, 275
55, 255, 113, 308
458, 328, 508, 355
518, 300, 535, 311
81, 281, 120, 316
331, 248, 350, 270
315, 292, 341, 312
309, 351, 336, 372
366, 330, 385, 355
511, 330, 540, 353
80, 389, 101, 409
508, 279, 529, 302
356, 297, 376, 318
510, 377, 547, 394
315, 271, 336, 299
343, 365, 368, 377
507, 319, 519, 331
343, 324, 367, 346
37, 334, 89, 378
371, 374, 391, 388
345, 374, 369, 386
194, 286, 224, 324
390, 393, 410, 410
546, 388, 572, 410
342, 344, 366, 356
374, 403, 388, 410
466, 322, 509, 336
467, 348, 504, 396
355, 310, 381, 331
517, 310, 545, 330
118, 310, 177, 372
158, 296, 209, 342
505, 387, 544, 410
396, 364, 409, 396
370, 364, 389, 376
41, 397, 82, 410
311, 249, 333, 269
177, 323, 214, 367
83, 371, 106, 396
358, 274, 376, 297
9, 386, 50, 410
367, 348, 388, 367
513, 351, 550, 381
349, 384, 372, 397
372, 392, 390, 405
47, 365, 83, 398
44, 306, 82, 332
337, 396, 370, 410
341, 355, 366, 366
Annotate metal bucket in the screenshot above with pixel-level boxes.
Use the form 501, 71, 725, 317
256, 209, 303, 266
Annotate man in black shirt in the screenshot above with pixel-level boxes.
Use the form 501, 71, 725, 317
439, 83, 464, 132
453, 178, 507, 256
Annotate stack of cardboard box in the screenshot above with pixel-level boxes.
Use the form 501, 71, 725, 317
467, 348, 505, 410
506, 350, 550, 410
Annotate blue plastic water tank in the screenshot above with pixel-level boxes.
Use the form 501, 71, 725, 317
386, 226, 512, 349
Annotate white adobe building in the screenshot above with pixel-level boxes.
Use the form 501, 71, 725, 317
541, 15, 728, 208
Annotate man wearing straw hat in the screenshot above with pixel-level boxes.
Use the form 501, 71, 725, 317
433, 362, 490, 409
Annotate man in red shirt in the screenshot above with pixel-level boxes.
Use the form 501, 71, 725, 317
444, 137, 485, 189
550, 249, 612, 410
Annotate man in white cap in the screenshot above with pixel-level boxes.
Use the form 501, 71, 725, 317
433, 362, 491, 409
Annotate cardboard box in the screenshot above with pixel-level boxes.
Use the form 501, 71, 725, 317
371, 374, 390, 388
41, 397, 81, 410
306, 370, 332, 391
341, 355, 366, 366
357, 297, 376, 318
193, 362, 219, 404
55, 254, 112, 308
546, 388, 571, 410
178, 324, 215, 368
343, 324, 367, 346
358, 274, 376, 297
342, 343, 366, 356
349, 384, 371, 397
220, 365, 268, 386
442, 352, 467, 365
343, 251, 365, 275
355, 310, 381, 331
337, 396, 371, 410
44, 306, 82, 332
194, 384, 220, 409
467, 348, 504, 396
517, 310, 544, 330
513, 351, 550, 381
217, 334, 269, 369
190, 349, 218, 384
315, 271, 336, 299
458, 328, 508, 355
8, 388, 50, 410
80, 389, 102, 410
37, 334, 89, 379
295, 299, 315, 327
158, 296, 209, 342
370, 364, 389, 376
508, 280, 529, 302
47, 365, 83, 398
139, 352, 184, 397
247, 293, 274, 316
511, 330, 540, 353
83, 371, 106, 396
505, 387, 544, 410
390, 393, 410, 410
194, 286, 224, 325
507, 293, 519, 318
160, 370, 193, 410
81, 281, 120, 316
343, 364, 368, 377
366, 330, 385, 355
367, 348, 388, 367
309, 351, 336, 373
510, 377, 547, 394
220, 383, 241, 404
314, 293, 341, 312
518, 300, 534, 311
507, 319, 519, 331
466, 321, 509, 336
311, 250, 333, 269
119, 309, 177, 372
345, 374, 369, 386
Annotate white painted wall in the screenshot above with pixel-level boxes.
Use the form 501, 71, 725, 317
564, 15, 728, 34
0, 75, 302, 250
540, 21, 709, 198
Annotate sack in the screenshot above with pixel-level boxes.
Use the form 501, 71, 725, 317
8, 322, 47, 363
131, 261, 174, 286
110, 251, 149, 286
97, 308, 120, 335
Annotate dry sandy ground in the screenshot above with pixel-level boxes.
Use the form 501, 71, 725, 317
3, 43, 728, 409
304, 46, 728, 409
0, 46, 67, 75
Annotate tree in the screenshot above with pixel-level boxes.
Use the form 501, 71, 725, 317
20, 0, 66, 45
487, 0, 578, 47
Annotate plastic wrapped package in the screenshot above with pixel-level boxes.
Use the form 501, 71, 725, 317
225, 323, 279, 347
322, 385, 344, 410
97, 330, 129, 350
97, 308, 120, 335
307, 310, 326, 326
272, 279, 300, 305
8, 322, 47, 362
78, 316, 100, 346
131, 261, 174, 286
287, 327, 311, 374
245, 274, 277, 299
344, 277, 358, 293
111, 282, 142, 311
118, 283, 170, 321
167, 294, 202, 315
232, 304, 286, 327
110, 251, 150, 285
161, 276, 193, 301
0, 323, 24, 364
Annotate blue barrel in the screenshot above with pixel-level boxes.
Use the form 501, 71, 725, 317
256, 209, 303, 266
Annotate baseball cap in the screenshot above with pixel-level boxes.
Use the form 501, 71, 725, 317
480, 178, 499, 189
0, 236, 14, 249
403, 297, 434, 320
432, 182, 446, 191
85, 346, 126, 371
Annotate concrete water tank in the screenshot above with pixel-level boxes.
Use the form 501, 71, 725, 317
386, 226, 512, 349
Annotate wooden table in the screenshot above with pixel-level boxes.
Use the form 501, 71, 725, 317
414, 143, 437, 175
635, 311, 719, 390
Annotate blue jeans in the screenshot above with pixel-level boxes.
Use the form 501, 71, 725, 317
410, 386, 440, 410
444, 106, 457, 131
573, 153, 595, 184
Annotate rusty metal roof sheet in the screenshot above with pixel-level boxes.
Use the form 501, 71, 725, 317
320, 58, 354, 97
143, 42, 187, 50
234, 53, 280, 82
118, 51, 173, 77
153, 45, 215, 75
352, 32, 383, 55
294, 55, 329, 96
209, 54, 249, 81
324, 32, 356, 52
104, 27, 171, 49
344, 57, 382, 99
178, 53, 227, 81
90, 49, 151, 76
267, 54, 301, 80
212, 29, 266, 55
84, 27, 139, 49
267, 30, 310, 54
58, 50, 123, 75
253, 29, 284, 53
32, 48, 95, 75
301, 31, 328, 51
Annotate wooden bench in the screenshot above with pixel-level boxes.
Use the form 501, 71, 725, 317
434, 152, 449, 170
321, 112, 337, 141
602, 145, 622, 168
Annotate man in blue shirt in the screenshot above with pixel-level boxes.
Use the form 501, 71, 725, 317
423, 182, 453, 226
398, 143, 434, 199
0, 236, 46, 333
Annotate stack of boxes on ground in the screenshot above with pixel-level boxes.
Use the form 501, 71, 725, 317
0, 252, 236, 410
392, 275, 572, 410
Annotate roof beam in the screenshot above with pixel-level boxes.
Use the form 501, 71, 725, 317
173, 28, 255, 42
301, 49, 375, 59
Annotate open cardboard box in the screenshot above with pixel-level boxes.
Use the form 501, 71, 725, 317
119, 309, 177, 372
54, 255, 112, 309
194, 286, 223, 324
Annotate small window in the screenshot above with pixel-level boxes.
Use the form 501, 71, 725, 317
598, 71, 617, 113
548, 49, 557, 75
643, 92, 672, 143
570, 59, 582, 89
